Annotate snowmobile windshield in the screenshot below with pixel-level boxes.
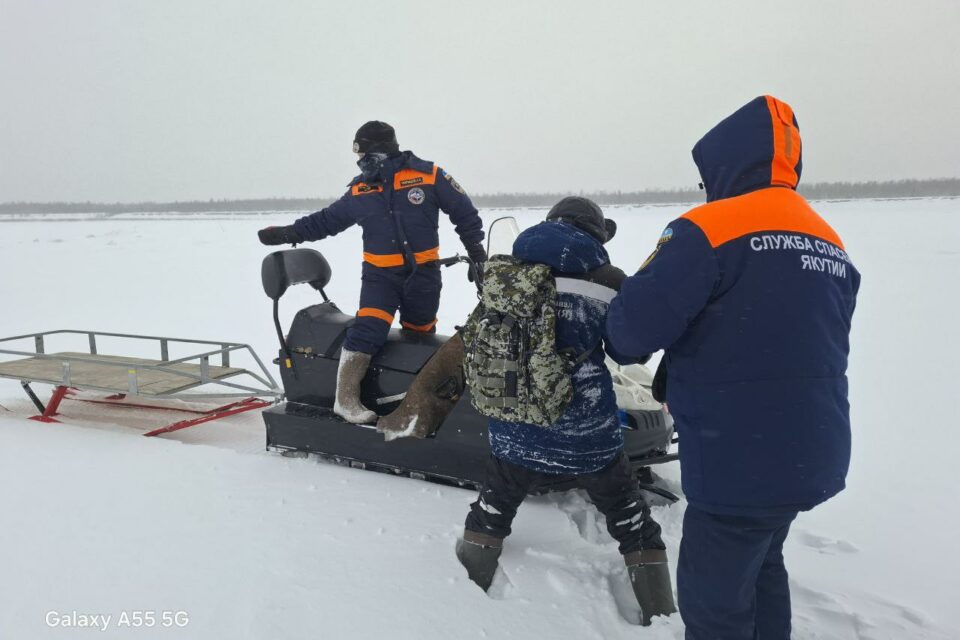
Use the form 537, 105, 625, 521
486, 217, 521, 258
692, 95, 803, 202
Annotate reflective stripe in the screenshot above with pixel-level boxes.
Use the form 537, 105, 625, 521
363, 246, 440, 267
401, 318, 438, 332
357, 307, 395, 324
554, 277, 617, 304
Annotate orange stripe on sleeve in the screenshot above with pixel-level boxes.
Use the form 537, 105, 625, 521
682, 188, 844, 249
765, 95, 801, 189
357, 307, 395, 324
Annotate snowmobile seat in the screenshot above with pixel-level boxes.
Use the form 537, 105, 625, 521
261, 248, 331, 300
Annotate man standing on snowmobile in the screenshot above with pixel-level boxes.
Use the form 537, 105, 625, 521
258, 121, 487, 424
606, 96, 860, 639
454, 198, 676, 626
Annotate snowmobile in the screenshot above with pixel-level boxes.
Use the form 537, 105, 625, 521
260, 217, 677, 493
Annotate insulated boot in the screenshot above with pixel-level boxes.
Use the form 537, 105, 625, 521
377, 333, 465, 440
624, 549, 677, 626
333, 349, 377, 424
455, 529, 503, 592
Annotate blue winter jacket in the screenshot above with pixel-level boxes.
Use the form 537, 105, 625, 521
292, 151, 484, 268
488, 221, 636, 474
607, 96, 861, 515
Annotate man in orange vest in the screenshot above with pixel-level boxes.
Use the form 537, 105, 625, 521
259, 122, 486, 423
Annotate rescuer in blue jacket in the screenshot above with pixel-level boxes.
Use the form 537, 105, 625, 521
606, 96, 860, 639
259, 121, 486, 423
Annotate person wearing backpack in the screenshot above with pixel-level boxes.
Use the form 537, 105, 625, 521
455, 197, 676, 626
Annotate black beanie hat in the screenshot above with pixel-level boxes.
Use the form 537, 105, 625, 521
546, 196, 617, 244
353, 121, 400, 155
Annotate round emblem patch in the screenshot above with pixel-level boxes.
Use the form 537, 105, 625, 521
407, 187, 425, 205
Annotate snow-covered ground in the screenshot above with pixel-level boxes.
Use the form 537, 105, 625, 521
1, 199, 958, 639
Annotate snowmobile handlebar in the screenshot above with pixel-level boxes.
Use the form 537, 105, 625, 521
437, 255, 472, 267
438, 254, 482, 294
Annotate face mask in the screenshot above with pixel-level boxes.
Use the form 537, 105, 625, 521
356, 152, 389, 182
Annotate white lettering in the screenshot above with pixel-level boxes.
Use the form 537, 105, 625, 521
750, 235, 852, 266
800, 254, 847, 278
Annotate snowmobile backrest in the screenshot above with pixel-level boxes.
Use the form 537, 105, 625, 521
261, 249, 332, 300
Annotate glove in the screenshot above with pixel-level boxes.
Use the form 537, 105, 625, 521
652, 359, 667, 404
465, 244, 487, 283
258, 225, 304, 246
466, 243, 487, 265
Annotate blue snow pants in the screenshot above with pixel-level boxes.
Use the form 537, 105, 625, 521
678, 504, 798, 640
344, 263, 442, 355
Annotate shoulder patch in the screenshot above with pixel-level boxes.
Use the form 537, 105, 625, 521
443, 170, 466, 194
639, 227, 673, 271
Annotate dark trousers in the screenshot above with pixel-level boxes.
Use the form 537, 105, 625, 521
464, 453, 665, 554
345, 263, 442, 354
678, 504, 797, 640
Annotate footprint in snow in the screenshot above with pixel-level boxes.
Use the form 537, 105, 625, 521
795, 529, 859, 554
792, 582, 940, 639
543, 490, 615, 546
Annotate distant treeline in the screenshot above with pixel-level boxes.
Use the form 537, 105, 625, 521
2, 178, 958, 215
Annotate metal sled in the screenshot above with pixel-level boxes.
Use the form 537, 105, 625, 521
0, 330, 281, 435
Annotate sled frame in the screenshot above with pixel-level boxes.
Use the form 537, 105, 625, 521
0, 330, 281, 434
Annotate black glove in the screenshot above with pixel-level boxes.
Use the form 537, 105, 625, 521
466, 243, 487, 265
465, 244, 487, 283
467, 261, 484, 283
652, 359, 667, 404
258, 225, 304, 246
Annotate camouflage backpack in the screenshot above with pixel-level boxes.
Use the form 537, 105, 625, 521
461, 255, 588, 427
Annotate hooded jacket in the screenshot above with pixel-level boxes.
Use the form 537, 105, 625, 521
292, 151, 484, 269
488, 221, 636, 474
607, 96, 861, 515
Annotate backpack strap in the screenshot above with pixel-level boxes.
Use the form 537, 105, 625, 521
473, 395, 519, 409
472, 354, 519, 372
559, 345, 596, 367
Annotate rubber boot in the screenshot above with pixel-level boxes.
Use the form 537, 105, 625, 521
333, 349, 377, 424
377, 333, 465, 440
624, 549, 677, 626
455, 529, 503, 592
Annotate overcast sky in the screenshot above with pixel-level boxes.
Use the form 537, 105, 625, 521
1, 0, 958, 203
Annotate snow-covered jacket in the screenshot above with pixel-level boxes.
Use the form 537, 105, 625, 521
292, 151, 483, 268
487, 221, 635, 474
607, 96, 861, 515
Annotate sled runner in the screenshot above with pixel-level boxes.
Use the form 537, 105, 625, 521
261, 217, 677, 492
0, 330, 280, 435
